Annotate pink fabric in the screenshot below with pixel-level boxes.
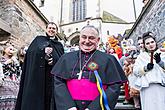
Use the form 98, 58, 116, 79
67, 79, 107, 100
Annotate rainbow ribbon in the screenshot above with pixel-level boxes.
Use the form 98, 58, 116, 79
94, 70, 111, 110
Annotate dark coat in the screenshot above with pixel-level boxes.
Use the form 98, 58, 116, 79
15, 36, 64, 110
52, 50, 127, 110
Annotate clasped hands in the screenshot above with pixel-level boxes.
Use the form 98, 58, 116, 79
145, 53, 161, 71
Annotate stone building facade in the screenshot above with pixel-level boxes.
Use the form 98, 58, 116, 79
126, 0, 165, 46
57, 0, 133, 45
0, 0, 48, 48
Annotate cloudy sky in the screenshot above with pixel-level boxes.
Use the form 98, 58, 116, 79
103, 0, 144, 22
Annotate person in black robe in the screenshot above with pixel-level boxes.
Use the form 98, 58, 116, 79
51, 25, 127, 110
15, 22, 64, 110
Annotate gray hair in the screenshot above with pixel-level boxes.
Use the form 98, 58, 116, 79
81, 25, 99, 35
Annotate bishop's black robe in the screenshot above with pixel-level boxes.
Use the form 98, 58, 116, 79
15, 36, 64, 110
51, 50, 127, 110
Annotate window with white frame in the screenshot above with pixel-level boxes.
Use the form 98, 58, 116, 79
72, 0, 86, 21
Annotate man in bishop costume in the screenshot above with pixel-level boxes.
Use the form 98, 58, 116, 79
51, 25, 127, 110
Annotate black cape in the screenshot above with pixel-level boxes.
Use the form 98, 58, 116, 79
52, 50, 127, 110
15, 36, 64, 110
52, 50, 127, 84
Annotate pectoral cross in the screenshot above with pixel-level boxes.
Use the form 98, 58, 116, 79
77, 70, 83, 80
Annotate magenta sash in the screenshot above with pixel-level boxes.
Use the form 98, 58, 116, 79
67, 79, 107, 100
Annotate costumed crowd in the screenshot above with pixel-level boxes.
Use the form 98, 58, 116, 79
0, 22, 165, 110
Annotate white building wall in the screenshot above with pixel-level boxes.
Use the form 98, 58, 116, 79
61, 21, 133, 44
99, 0, 104, 18
61, 0, 70, 24
32, 0, 61, 25
61, 22, 86, 38
32, 0, 142, 44
86, 0, 98, 18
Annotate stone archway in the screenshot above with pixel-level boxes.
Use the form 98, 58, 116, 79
67, 31, 80, 46
70, 35, 79, 46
